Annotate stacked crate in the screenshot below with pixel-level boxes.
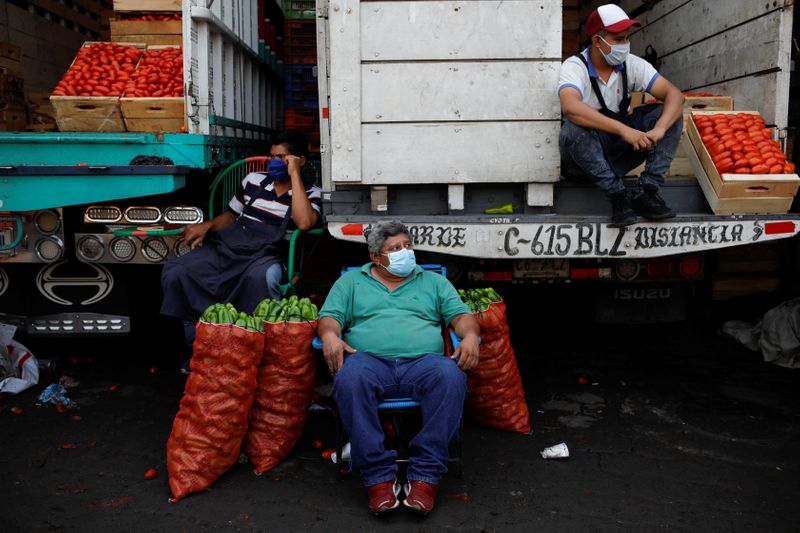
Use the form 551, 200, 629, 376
110, 0, 182, 46
282, 2, 320, 153
0, 40, 26, 132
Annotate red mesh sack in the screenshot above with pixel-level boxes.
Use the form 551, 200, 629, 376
244, 320, 317, 474
466, 301, 531, 433
166, 321, 264, 502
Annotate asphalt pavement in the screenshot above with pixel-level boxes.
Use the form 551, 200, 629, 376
1, 317, 798, 532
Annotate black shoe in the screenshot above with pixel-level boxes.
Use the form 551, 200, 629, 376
632, 187, 676, 220
609, 191, 636, 228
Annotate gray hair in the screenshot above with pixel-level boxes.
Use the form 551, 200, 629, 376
364, 220, 410, 255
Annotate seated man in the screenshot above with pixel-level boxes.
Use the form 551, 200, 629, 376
160, 130, 321, 349
558, 3, 685, 227
317, 220, 480, 517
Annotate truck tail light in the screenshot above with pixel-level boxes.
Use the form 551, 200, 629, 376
34, 210, 61, 234
110, 237, 136, 262
77, 235, 105, 262
646, 257, 672, 278
679, 254, 703, 279
35, 236, 64, 262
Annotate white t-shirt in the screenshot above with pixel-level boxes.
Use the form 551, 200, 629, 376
558, 48, 660, 113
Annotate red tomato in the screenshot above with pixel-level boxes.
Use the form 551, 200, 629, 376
769, 164, 785, 174
785, 162, 796, 173
61, 443, 77, 449
734, 167, 751, 174
108, 384, 120, 392
751, 164, 769, 174
311, 439, 323, 449
10, 406, 23, 415
321, 449, 335, 460
72, 415, 82, 421
144, 468, 158, 480
56, 403, 67, 413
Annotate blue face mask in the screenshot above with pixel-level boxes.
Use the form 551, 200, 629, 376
269, 158, 290, 183
381, 248, 416, 277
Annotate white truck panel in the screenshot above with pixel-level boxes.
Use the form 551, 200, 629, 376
324, 0, 563, 186
361, 62, 561, 122
184, 0, 275, 139
361, 1, 561, 61
630, 0, 793, 129
329, 220, 800, 259
359, 122, 561, 185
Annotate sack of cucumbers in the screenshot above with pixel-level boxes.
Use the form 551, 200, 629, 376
167, 301, 264, 502
245, 295, 319, 474
457, 287, 531, 434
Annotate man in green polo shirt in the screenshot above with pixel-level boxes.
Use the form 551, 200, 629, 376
318, 219, 480, 517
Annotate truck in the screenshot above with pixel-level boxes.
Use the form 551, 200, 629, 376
0, 0, 285, 336
0, 0, 798, 339
315, 0, 800, 322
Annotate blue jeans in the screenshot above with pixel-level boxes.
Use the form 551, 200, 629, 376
559, 104, 683, 196
182, 262, 283, 345
333, 352, 467, 487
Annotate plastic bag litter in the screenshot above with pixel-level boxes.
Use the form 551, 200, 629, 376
0, 323, 39, 394
540, 442, 569, 459
37, 383, 77, 408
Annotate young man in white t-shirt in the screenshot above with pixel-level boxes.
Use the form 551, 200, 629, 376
558, 4, 685, 227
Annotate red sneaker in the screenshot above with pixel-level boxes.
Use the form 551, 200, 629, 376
367, 478, 401, 515
403, 480, 439, 515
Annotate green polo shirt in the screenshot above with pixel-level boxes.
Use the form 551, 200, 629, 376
319, 263, 470, 358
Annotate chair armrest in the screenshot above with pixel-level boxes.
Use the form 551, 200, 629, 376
281, 227, 325, 296
449, 330, 481, 350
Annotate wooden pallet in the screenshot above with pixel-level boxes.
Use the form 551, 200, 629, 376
111, 20, 182, 46
685, 110, 800, 214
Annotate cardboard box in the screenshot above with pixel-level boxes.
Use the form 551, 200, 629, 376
685, 110, 800, 214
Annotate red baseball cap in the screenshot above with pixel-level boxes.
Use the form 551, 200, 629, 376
585, 4, 642, 38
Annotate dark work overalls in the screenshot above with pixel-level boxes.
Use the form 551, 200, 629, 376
160, 175, 292, 320
560, 54, 680, 196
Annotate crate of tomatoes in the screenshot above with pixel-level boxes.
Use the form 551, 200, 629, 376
50, 42, 146, 132
120, 45, 185, 133
686, 110, 799, 215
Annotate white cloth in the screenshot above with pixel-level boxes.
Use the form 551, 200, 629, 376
558, 48, 659, 113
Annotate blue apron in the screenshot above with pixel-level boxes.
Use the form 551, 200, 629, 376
161, 176, 291, 318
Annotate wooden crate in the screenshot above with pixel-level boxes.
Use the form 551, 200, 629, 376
0, 106, 28, 131
51, 96, 126, 132
120, 96, 184, 132
50, 42, 147, 132
685, 110, 800, 214
120, 44, 184, 132
26, 91, 58, 132
113, 0, 181, 12
110, 20, 182, 46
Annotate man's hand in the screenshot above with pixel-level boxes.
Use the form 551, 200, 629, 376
285, 154, 303, 178
620, 126, 654, 152
322, 332, 355, 375
451, 333, 479, 371
183, 221, 212, 250
645, 125, 667, 145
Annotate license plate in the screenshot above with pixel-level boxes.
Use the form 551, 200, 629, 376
513, 258, 569, 279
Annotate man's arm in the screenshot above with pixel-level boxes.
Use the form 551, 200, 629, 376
285, 155, 320, 230
183, 210, 237, 250
450, 313, 480, 371
318, 317, 355, 374
560, 88, 653, 151
643, 76, 685, 144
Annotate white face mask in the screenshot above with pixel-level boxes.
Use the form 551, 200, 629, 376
599, 36, 630, 66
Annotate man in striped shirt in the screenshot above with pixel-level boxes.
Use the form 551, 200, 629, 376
160, 131, 322, 351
